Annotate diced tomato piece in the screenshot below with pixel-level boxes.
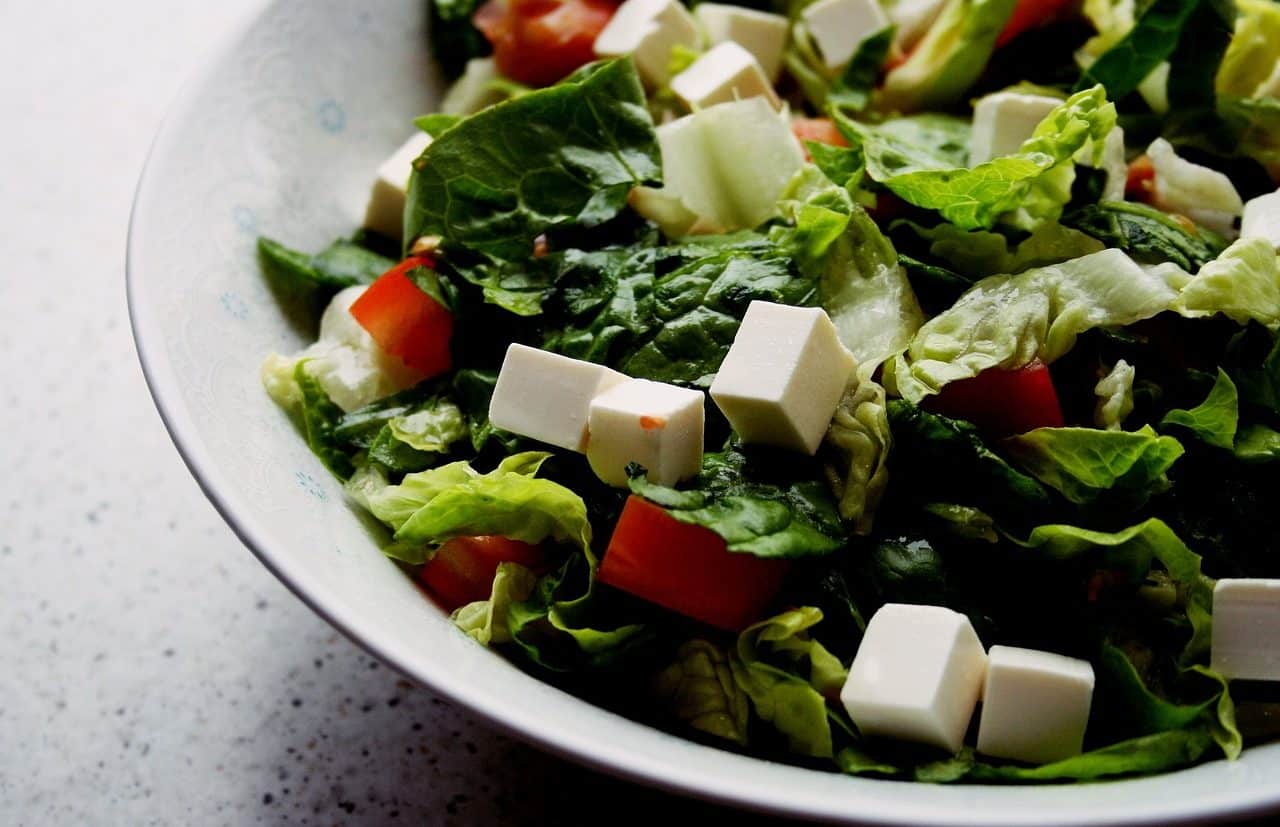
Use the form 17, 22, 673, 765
419, 536, 547, 610
349, 256, 453, 378
996, 0, 1075, 47
474, 0, 618, 88
598, 497, 789, 631
792, 117, 848, 159
926, 360, 1065, 437
1126, 155, 1156, 203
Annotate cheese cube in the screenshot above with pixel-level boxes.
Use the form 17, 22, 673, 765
710, 302, 856, 455
841, 604, 988, 754
976, 646, 1095, 765
587, 379, 704, 487
363, 132, 433, 240
594, 0, 701, 87
694, 4, 788, 82
489, 344, 628, 452
670, 42, 779, 111
1212, 579, 1280, 681
969, 92, 1061, 166
1242, 190, 1280, 250
801, 0, 889, 71
887, 0, 945, 51
1148, 138, 1244, 237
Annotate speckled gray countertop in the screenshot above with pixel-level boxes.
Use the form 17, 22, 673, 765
0, 3, 781, 824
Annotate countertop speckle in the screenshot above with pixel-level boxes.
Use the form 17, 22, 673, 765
0, 2, 779, 824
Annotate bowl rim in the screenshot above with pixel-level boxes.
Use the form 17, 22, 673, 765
126, 3, 1280, 824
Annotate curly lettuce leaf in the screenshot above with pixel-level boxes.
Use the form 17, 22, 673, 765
654, 640, 751, 745
729, 607, 848, 759
360, 452, 593, 552
1002, 426, 1184, 505
1174, 238, 1280, 329
406, 59, 661, 259
1076, 0, 1199, 99
846, 86, 1117, 230
1095, 359, 1136, 430
1216, 0, 1280, 98
1061, 200, 1228, 271
629, 442, 844, 558
293, 361, 356, 479
894, 220, 1105, 280
821, 368, 891, 534
878, 0, 1015, 112
1161, 368, 1239, 450
452, 562, 539, 646
888, 249, 1177, 402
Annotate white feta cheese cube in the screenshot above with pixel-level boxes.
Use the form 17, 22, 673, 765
594, 0, 701, 87
840, 604, 988, 754
968, 92, 1061, 166
801, 0, 889, 71
694, 4, 789, 81
1242, 190, 1280, 249
670, 42, 779, 111
887, 0, 945, 51
1212, 579, 1280, 681
488, 344, 628, 453
587, 379, 705, 487
710, 302, 856, 455
1148, 138, 1244, 237
261, 286, 423, 413
976, 646, 1095, 765
363, 132, 433, 240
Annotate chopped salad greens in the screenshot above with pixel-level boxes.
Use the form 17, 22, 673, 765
259, 0, 1280, 784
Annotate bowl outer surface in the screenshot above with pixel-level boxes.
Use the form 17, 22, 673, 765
127, 1, 1280, 823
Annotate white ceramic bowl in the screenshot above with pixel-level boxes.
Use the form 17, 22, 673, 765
127, 1, 1280, 823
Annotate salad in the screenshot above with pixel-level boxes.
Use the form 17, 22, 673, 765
258, 0, 1280, 784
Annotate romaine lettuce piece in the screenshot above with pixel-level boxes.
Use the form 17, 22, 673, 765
729, 607, 848, 758
895, 220, 1105, 279
1174, 238, 1280, 329
822, 366, 891, 534
452, 562, 539, 645
632, 97, 805, 236
888, 249, 1177, 402
654, 640, 751, 745
360, 452, 594, 552
1161, 368, 1239, 451
1075, 0, 1198, 100
1216, 0, 1280, 98
845, 86, 1117, 230
1061, 200, 1228, 271
1003, 425, 1184, 505
878, 0, 1015, 113
1095, 359, 1136, 430
407, 59, 661, 259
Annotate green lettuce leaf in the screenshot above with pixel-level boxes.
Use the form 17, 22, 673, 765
406, 59, 661, 259
257, 236, 394, 293
1234, 424, 1280, 463
887, 402, 1054, 522
827, 27, 895, 114
1061, 200, 1228, 271
878, 0, 1015, 112
293, 361, 355, 478
777, 165, 925, 366
1216, 0, 1280, 98
1174, 238, 1280, 330
821, 368, 892, 534
1161, 367, 1240, 450
923, 503, 999, 543
729, 607, 849, 759
846, 86, 1117, 230
1002, 425, 1184, 505
654, 640, 751, 745
967, 730, 1214, 782
386, 399, 468, 453
362, 452, 593, 552
1095, 359, 1136, 430
888, 249, 1177, 402
452, 562, 540, 646
1076, 0, 1199, 100
894, 220, 1105, 280
628, 442, 844, 558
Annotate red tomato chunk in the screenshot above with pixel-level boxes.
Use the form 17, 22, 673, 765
926, 360, 1065, 437
349, 256, 453, 378
419, 536, 546, 610
598, 496, 789, 631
